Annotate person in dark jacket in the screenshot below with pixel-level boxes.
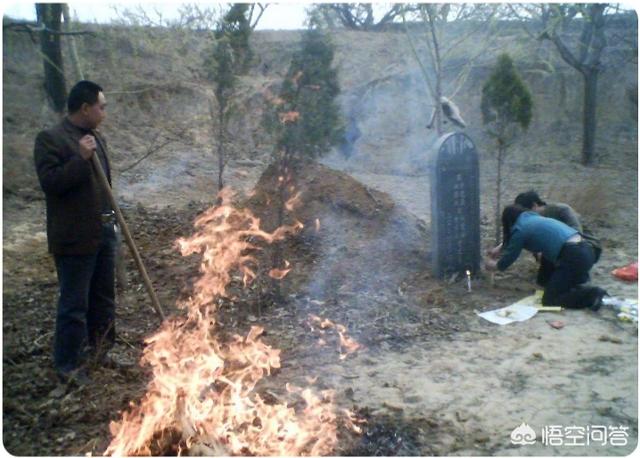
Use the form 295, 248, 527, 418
34, 80, 116, 385
485, 204, 606, 310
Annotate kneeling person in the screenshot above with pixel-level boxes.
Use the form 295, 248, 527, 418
485, 204, 606, 310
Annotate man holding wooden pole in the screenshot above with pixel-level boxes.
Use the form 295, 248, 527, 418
34, 80, 163, 387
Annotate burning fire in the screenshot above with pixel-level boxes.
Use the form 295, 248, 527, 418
285, 191, 303, 212
279, 111, 300, 124
106, 189, 360, 456
269, 260, 291, 280
308, 315, 363, 360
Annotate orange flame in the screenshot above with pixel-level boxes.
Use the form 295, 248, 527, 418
285, 192, 303, 212
261, 87, 285, 106
105, 189, 356, 456
269, 260, 291, 280
279, 111, 300, 124
308, 314, 363, 360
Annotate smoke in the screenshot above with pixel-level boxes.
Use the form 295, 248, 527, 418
117, 148, 211, 206
324, 70, 442, 175
290, 197, 429, 354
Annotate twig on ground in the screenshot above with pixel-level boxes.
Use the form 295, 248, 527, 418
116, 335, 138, 350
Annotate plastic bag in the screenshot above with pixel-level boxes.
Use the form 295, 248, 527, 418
612, 262, 638, 282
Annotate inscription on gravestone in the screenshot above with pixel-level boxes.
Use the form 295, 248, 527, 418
430, 132, 480, 279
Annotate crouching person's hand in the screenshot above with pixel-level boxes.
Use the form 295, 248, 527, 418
486, 244, 502, 260
484, 258, 498, 272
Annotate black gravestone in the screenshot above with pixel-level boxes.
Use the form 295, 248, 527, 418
430, 132, 480, 278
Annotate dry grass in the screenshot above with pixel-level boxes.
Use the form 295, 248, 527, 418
546, 178, 616, 227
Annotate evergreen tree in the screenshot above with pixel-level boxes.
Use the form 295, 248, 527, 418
206, 34, 235, 192
262, 29, 344, 300
481, 53, 533, 244
216, 3, 253, 74
204, 5, 255, 191
266, 29, 344, 162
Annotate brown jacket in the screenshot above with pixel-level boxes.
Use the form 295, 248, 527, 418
34, 118, 112, 255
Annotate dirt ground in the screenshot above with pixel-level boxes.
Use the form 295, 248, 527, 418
2, 152, 637, 455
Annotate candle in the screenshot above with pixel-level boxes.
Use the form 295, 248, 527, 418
466, 270, 471, 292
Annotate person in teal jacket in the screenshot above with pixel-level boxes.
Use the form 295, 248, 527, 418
485, 204, 606, 310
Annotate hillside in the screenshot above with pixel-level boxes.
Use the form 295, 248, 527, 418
3, 17, 638, 198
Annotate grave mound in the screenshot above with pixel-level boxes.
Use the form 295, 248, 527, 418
244, 159, 430, 296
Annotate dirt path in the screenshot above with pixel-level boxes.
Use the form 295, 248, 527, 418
338, 309, 637, 455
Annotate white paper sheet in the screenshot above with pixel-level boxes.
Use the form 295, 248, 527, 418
476, 293, 541, 325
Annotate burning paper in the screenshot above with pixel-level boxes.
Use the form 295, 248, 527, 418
106, 189, 358, 456
269, 260, 291, 280
308, 314, 363, 360
285, 191, 303, 212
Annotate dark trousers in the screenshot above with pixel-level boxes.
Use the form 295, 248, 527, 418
536, 257, 555, 287
53, 223, 117, 374
542, 242, 595, 308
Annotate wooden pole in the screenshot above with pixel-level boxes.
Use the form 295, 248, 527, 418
90, 153, 166, 321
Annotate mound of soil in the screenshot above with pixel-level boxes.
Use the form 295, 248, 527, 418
245, 159, 430, 298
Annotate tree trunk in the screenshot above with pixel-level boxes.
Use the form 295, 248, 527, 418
558, 70, 567, 117
494, 142, 503, 245
427, 7, 443, 135
435, 74, 443, 136
62, 4, 84, 81
269, 152, 290, 307
36, 3, 66, 113
217, 104, 225, 193
581, 69, 598, 166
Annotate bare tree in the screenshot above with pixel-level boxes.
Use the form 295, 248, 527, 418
402, 4, 498, 135
61, 4, 84, 81
5, 5, 95, 114
508, 3, 617, 166
247, 3, 268, 30
36, 3, 66, 113
309, 3, 410, 31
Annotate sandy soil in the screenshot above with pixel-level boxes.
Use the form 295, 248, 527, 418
326, 159, 639, 456
4, 153, 637, 455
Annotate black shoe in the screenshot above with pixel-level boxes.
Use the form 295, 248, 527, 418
588, 287, 608, 312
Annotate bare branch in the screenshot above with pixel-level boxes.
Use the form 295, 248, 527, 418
249, 3, 268, 30
3, 21, 95, 36
506, 4, 539, 39
417, 6, 437, 70
401, 12, 435, 99
119, 125, 191, 173
442, 7, 497, 59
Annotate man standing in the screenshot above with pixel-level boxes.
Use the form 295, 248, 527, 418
34, 80, 116, 385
